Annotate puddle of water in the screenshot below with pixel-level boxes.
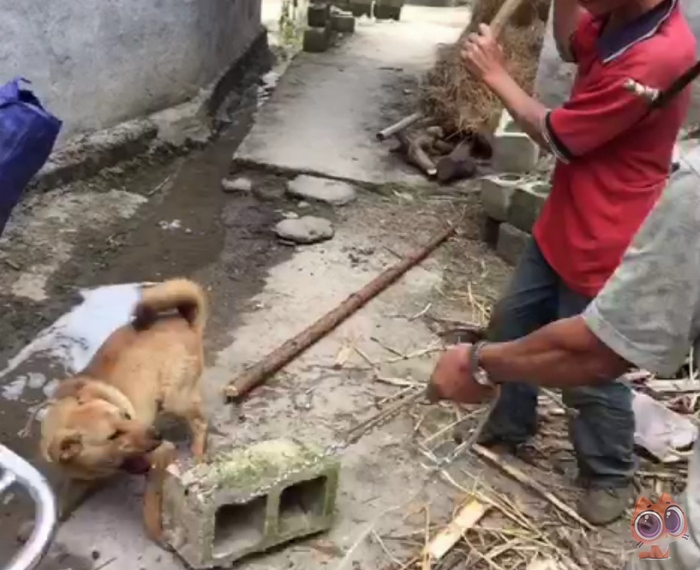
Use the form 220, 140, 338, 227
0, 284, 143, 401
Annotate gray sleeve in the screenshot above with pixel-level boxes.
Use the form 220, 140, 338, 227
583, 168, 700, 377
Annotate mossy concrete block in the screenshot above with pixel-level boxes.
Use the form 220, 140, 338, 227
308, 3, 330, 27
162, 438, 341, 568
480, 173, 524, 222
493, 110, 540, 173
497, 223, 530, 265
507, 181, 551, 233
303, 26, 332, 52
331, 12, 356, 33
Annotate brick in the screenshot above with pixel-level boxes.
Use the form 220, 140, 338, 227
492, 110, 540, 173
308, 3, 330, 27
331, 12, 356, 33
480, 214, 500, 249
507, 181, 551, 233
480, 173, 524, 222
162, 439, 340, 568
303, 26, 332, 53
497, 223, 530, 265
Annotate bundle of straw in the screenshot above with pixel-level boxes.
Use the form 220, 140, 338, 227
420, 0, 551, 134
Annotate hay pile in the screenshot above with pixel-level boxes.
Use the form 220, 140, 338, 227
421, 0, 551, 135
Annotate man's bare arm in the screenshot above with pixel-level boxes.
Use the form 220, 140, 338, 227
553, 0, 584, 62
479, 316, 631, 387
486, 73, 549, 147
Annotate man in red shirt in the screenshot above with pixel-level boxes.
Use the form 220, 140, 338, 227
460, 0, 695, 524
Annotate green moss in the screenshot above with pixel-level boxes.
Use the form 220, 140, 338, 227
191, 439, 325, 494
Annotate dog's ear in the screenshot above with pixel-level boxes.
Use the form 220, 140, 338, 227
45, 431, 83, 463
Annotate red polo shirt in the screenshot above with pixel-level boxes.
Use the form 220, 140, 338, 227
535, 0, 695, 297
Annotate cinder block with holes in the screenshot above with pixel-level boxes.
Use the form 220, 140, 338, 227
480, 173, 524, 222
496, 222, 530, 265
492, 110, 540, 173
507, 181, 551, 233
162, 439, 340, 569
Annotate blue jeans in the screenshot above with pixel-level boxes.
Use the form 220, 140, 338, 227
481, 239, 635, 487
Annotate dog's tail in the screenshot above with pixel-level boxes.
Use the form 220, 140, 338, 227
134, 279, 208, 337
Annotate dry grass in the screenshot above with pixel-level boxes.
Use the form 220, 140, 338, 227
420, 0, 550, 134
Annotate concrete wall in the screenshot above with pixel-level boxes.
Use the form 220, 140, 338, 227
0, 0, 263, 142
534, 1, 700, 118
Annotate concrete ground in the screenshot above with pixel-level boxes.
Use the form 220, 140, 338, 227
0, 6, 641, 570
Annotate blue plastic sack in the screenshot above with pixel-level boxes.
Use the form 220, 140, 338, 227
0, 78, 62, 235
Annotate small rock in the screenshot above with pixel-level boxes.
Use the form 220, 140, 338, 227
221, 177, 253, 193
286, 175, 357, 206
298, 201, 310, 209
282, 211, 300, 219
274, 216, 334, 244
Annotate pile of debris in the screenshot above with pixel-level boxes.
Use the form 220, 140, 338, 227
379, 0, 551, 185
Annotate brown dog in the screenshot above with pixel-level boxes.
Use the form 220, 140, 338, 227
39, 278, 208, 540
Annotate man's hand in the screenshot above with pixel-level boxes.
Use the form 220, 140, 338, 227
460, 24, 507, 86
426, 344, 498, 404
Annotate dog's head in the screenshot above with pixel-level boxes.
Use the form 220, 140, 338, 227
40, 377, 162, 479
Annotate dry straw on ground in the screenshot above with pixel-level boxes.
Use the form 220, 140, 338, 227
421, 0, 551, 134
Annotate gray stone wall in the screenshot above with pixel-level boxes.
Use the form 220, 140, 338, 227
0, 0, 263, 142
534, 1, 700, 120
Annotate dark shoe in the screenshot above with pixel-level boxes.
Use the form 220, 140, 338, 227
577, 484, 635, 525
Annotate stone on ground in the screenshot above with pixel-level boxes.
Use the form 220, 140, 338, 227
221, 177, 253, 193
287, 175, 357, 205
274, 216, 334, 244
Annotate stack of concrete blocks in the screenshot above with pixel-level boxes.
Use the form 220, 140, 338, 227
482, 110, 548, 265
161, 438, 341, 568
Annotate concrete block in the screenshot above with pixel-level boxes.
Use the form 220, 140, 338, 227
497, 223, 530, 265
303, 26, 332, 52
480, 215, 501, 249
507, 181, 551, 233
331, 12, 356, 33
308, 3, 330, 27
162, 439, 340, 569
373, 2, 402, 19
480, 173, 523, 222
492, 111, 540, 173
349, 0, 373, 17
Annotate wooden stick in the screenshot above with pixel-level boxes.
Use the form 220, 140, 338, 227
423, 499, 489, 561
490, 0, 530, 37
224, 224, 457, 399
472, 444, 595, 530
377, 112, 424, 141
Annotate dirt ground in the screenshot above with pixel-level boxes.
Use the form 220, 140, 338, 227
0, 6, 674, 570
